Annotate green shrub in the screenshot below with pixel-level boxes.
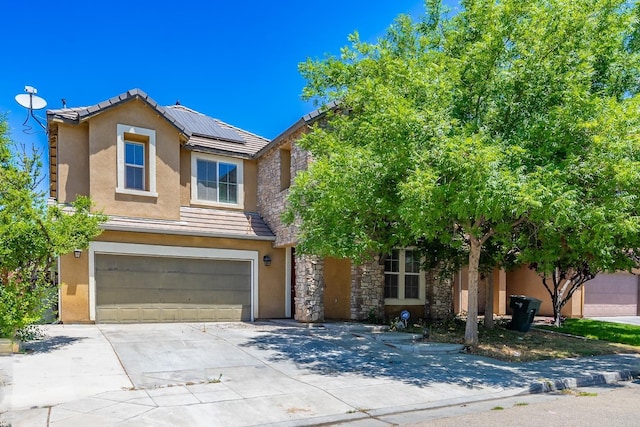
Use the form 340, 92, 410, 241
0, 277, 55, 339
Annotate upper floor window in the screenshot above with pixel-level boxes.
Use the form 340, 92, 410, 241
191, 153, 243, 208
125, 141, 145, 190
384, 249, 424, 304
117, 124, 157, 197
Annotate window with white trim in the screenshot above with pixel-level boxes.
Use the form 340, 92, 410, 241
384, 249, 425, 304
116, 124, 157, 197
125, 141, 145, 190
191, 153, 243, 207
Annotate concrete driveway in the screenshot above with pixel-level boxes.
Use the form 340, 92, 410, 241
2, 322, 639, 426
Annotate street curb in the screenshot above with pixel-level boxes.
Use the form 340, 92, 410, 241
527, 369, 640, 394
264, 371, 640, 427
264, 319, 389, 332
386, 342, 465, 354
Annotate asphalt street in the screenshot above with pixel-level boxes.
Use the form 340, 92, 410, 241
406, 381, 640, 427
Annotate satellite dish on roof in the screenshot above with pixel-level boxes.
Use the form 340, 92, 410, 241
15, 86, 48, 134
15, 93, 47, 110
15, 86, 47, 110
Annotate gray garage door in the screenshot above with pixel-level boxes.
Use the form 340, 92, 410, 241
96, 254, 251, 323
583, 273, 639, 317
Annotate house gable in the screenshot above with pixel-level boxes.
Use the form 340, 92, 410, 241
86, 98, 183, 220
255, 101, 340, 247
48, 88, 190, 138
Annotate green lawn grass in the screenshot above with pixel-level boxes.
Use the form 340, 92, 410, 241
538, 319, 640, 346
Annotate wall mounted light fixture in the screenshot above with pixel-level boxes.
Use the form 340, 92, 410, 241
74, 249, 82, 258
263, 255, 272, 266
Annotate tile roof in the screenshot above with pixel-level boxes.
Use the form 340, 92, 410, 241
254, 100, 340, 158
47, 89, 189, 137
103, 206, 275, 240
47, 88, 270, 157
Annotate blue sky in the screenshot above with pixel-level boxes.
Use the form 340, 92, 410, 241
0, 0, 443, 164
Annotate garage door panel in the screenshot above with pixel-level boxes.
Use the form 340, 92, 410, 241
97, 305, 251, 323
98, 288, 251, 305
583, 273, 639, 317
95, 254, 252, 323
98, 256, 250, 274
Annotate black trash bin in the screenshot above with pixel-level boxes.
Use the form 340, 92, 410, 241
509, 295, 542, 332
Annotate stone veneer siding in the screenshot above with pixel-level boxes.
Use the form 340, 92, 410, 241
294, 254, 325, 322
256, 126, 310, 248
425, 269, 454, 319
257, 125, 328, 322
350, 256, 385, 321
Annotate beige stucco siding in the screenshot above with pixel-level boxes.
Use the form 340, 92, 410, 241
453, 266, 582, 318
59, 253, 91, 323
259, 245, 287, 318
243, 160, 258, 212
56, 124, 90, 203
88, 100, 182, 220
58, 230, 285, 323
180, 149, 191, 206
506, 267, 582, 317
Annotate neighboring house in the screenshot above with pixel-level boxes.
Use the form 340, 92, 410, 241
48, 89, 639, 324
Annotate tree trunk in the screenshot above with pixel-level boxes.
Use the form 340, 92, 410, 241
465, 237, 481, 345
553, 302, 562, 327
552, 269, 563, 327
484, 271, 494, 329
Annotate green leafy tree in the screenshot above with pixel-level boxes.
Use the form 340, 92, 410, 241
286, 0, 640, 345
516, 98, 640, 326
0, 117, 106, 339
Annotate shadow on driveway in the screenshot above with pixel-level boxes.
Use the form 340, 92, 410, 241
22, 335, 83, 354
240, 326, 640, 390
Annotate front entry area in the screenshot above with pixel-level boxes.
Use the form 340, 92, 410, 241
90, 242, 258, 323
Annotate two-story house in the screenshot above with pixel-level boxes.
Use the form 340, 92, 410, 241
48, 89, 286, 323
48, 89, 639, 325
48, 89, 456, 325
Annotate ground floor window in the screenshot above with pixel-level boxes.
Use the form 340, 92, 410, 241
384, 249, 424, 304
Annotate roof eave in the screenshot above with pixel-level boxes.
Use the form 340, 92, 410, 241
183, 144, 254, 160
101, 223, 276, 241
253, 100, 340, 159
48, 89, 192, 139
253, 117, 306, 159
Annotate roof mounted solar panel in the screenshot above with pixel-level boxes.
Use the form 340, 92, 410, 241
165, 106, 245, 143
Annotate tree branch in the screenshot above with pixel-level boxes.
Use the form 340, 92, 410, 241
541, 275, 554, 300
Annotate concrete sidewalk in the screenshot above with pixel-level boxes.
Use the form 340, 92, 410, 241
1, 322, 639, 426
